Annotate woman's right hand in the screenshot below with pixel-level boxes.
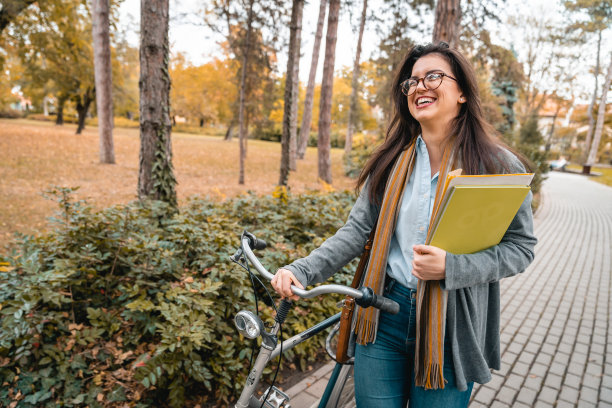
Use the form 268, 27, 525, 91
271, 268, 304, 301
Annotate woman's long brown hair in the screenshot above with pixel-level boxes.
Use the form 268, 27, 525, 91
357, 42, 530, 204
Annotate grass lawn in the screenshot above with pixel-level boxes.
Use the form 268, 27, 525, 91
0, 119, 356, 249
565, 164, 612, 187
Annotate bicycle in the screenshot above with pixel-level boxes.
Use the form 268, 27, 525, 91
229, 231, 400, 408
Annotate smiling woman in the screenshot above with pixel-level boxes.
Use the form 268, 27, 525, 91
271, 42, 537, 407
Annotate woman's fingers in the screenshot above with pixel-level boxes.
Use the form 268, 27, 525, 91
272, 269, 303, 300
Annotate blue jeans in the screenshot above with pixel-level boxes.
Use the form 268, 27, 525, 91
354, 278, 473, 408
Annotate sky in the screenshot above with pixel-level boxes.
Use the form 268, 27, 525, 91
117, 0, 611, 103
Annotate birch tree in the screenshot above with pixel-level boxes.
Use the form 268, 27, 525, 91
318, 0, 340, 184
345, 0, 367, 155
138, 0, 177, 206
92, 0, 115, 164
297, 0, 327, 159
586, 52, 612, 167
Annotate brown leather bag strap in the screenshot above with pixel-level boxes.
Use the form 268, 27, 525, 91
349, 220, 378, 289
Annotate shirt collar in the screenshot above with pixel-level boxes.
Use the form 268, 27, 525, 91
416, 135, 439, 181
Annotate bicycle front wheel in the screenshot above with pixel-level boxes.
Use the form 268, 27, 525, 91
325, 364, 355, 408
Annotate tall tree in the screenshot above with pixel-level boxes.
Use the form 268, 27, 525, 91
92, 0, 115, 164
318, 0, 340, 184
563, 0, 612, 168
280, 0, 304, 185
297, 0, 327, 159
289, 0, 303, 171
204, 0, 284, 184
345, 0, 368, 155
237, 0, 255, 185
582, 31, 602, 165
432, 0, 461, 47
586, 52, 612, 167
138, 0, 177, 206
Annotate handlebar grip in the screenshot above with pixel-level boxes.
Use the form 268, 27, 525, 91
243, 231, 267, 250
371, 294, 400, 315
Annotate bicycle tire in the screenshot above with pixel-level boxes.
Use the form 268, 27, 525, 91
325, 364, 356, 408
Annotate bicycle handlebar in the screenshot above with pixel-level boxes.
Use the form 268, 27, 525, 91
238, 233, 400, 315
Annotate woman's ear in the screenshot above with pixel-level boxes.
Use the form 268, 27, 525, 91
458, 95, 466, 103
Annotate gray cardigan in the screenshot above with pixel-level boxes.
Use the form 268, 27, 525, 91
284, 152, 537, 391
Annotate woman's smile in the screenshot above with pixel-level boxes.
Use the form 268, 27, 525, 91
415, 95, 437, 109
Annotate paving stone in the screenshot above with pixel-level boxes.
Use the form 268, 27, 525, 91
496, 385, 518, 405
530, 363, 548, 377
507, 342, 523, 355
304, 378, 329, 397
288, 391, 318, 408
505, 373, 523, 390
566, 361, 584, 376
549, 361, 568, 376
518, 351, 536, 365
523, 374, 543, 391
576, 399, 597, 408
533, 400, 554, 408
582, 372, 602, 390
490, 400, 510, 408
580, 386, 599, 404
555, 401, 575, 408
524, 342, 540, 355
511, 402, 531, 408
551, 351, 569, 365
486, 374, 504, 391
544, 373, 562, 390
512, 361, 529, 376
563, 372, 581, 388
535, 352, 553, 366
559, 386, 579, 404
585, 362, 602, 375
557, 342, 573, 354
474, 387, 496, 405
599, 402, 612, 408
515, 387, 537, 406
574, 343, 589, 355
601, 387, 612, 403
538, 386, 558, 404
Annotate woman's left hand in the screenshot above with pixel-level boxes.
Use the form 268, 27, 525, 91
412, 245, 446, 280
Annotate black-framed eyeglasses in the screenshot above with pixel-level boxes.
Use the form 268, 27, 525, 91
400, 72, 458, 96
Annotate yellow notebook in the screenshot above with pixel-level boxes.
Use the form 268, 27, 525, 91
428, 173, 534, 254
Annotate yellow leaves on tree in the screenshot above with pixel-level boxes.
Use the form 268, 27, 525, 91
170, 54, 237, 126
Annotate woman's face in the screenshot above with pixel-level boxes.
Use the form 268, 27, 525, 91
406, 53, 465, 127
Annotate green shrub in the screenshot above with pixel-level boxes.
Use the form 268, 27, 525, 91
0, 187, 358, 407
344, 132, 382, 178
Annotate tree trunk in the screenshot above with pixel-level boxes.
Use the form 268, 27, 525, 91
138, 0, 177, 206
345, 0, 367, 155
76, 88, 94, 134
289, 0, 303, 172
238, 0, 255, 185
92, 0, 115, 164
432, 0, 461, 48
586, 52, 612, 167
582, 30, 601, 166
43, 96, 49, 116
318, 0, 340, 184
297, 0, 327, 159
224, 121, 235, 141
55, 96, 67, 125
280, 0, 304, 186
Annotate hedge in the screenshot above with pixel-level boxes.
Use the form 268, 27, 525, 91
0, 187, 359, 407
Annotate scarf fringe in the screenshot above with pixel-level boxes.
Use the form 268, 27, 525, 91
414, 361, 446, 390
354, 312, 377, 345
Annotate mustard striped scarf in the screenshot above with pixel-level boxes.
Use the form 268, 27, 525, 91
353, 139, 458, 390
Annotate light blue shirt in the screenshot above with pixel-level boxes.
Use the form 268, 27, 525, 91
386, 136, 439, 289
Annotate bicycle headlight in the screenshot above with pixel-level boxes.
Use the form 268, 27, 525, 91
234, 310, 264, 339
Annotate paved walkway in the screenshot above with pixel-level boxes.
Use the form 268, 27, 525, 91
287, 171, 612, 408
